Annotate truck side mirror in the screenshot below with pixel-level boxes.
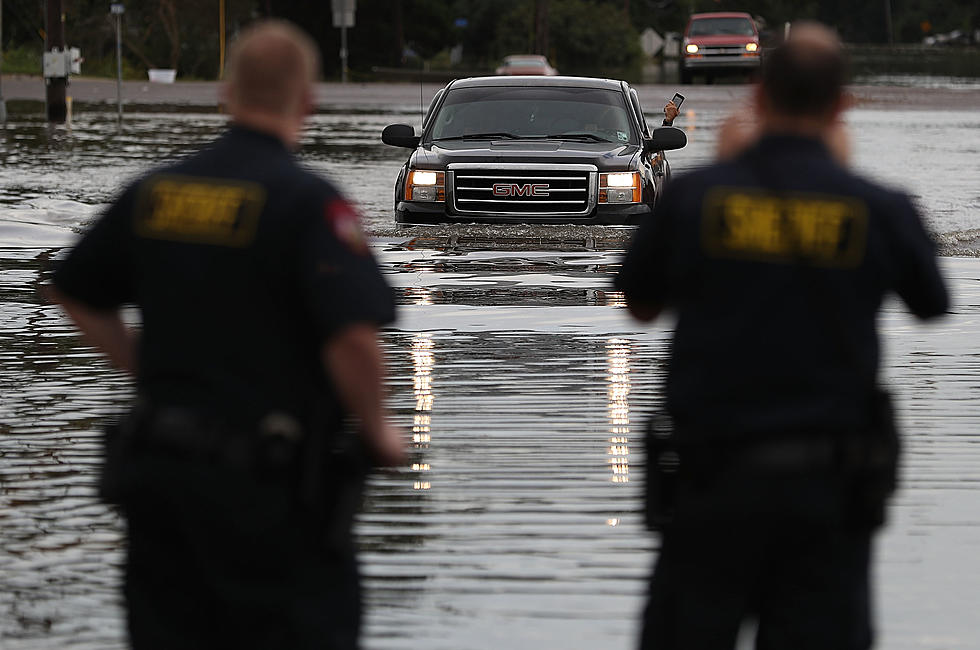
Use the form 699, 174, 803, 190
645, 126, 687, 153
382, 124, 421, 149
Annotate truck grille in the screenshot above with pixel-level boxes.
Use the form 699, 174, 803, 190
450, 164, 596, 217
699, 46, 751, 56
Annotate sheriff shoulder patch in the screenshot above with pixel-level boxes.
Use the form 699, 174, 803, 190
324, 198, 369, 255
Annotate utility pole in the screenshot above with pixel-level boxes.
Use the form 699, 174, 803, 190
1, 0, 7, 125
331, 0, 355, 83
111, 3, 124, 124
534, 0, 549, 56
884, 0, 894, 44
219, 0, 226, 79
45, 0, 68, 123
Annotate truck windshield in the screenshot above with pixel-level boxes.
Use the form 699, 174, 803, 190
428, 86, 637, 144
689, 17, 755, 36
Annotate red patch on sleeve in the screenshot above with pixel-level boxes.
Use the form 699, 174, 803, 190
324, 198, 369, 254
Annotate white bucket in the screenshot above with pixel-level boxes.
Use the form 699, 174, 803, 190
148, 69, 176, 83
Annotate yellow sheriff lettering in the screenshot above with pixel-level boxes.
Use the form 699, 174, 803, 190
704, 188, 867, 267
137, 177, 265, 246
788, 199, 849, 258
723, 194, 784, 254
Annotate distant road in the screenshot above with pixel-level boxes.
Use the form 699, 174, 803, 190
1, 75, 976, 111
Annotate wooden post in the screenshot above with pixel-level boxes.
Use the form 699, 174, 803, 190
0, 0, 7, 125
45, 0, 67, 124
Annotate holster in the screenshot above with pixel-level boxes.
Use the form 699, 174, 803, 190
309, 421, 371, 551
98, 403, 372, 549
839, 387, 900, 530
644, 412, 681, 532
99, 418, 133, 505
643, 390, 900, 533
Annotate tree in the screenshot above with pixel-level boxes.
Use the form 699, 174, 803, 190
480, 0, 642, 75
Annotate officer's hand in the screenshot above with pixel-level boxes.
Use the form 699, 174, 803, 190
368, 421, 408, 467
663, 101, 679, 124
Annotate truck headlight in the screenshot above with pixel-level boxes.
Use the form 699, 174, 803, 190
685, 43, 699, 54
599, 172, 640, 204
745, 43, 759, 52
405, 170, 445, 202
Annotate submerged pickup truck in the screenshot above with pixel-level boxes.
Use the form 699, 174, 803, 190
381, 76, 687, 226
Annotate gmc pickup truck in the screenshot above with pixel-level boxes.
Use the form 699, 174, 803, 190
381, 76, 687, 226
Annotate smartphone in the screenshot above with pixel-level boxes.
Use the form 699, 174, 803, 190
670, 92, 685, 109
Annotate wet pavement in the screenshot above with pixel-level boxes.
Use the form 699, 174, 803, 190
1, 81, 979, 648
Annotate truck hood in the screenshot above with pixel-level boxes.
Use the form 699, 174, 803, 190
411, 140, 640, 171
686, 34, 757, 46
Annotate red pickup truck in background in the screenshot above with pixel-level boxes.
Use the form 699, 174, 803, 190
680, 12, 762, 84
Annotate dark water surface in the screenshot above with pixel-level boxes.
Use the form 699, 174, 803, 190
2, 87, 980, 648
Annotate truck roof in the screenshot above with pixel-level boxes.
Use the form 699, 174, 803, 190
449, 76, 625, 91
689, 12, 754, 19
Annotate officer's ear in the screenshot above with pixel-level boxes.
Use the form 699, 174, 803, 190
301, 86, 314, 117
828, 92, 848, 121
218, 82, 235, 116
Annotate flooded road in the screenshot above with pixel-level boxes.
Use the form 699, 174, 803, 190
2, 83, 980, 648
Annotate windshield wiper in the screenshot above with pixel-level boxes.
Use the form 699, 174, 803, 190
543, 132, 613, 142
433, 132, 522, 141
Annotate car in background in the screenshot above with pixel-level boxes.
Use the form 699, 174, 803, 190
495, 54, 559, 76
681, 12, 761, 83
380, 76, 687, 226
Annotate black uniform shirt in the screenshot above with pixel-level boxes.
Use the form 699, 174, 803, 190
53, 125, 395, 428
616, 134, 948, 441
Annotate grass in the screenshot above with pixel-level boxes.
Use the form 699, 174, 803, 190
2, 46, 146, 80
1, 45, 43, 75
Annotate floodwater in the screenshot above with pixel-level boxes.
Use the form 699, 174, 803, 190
1, 83, 980, 649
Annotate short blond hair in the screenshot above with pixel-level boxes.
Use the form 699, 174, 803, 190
224, 20, 321, 115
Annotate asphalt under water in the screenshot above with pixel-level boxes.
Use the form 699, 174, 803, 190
1, 86, 979, 648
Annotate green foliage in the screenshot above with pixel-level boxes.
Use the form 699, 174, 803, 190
550, 0, 643, 73
50, 0, 255, 80
76, 54, 144, 81
1, 45, 43, 75
487, 0, 643, 76
1, 0, 977, 81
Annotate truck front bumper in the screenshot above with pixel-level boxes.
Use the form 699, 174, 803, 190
395, 201, 653, 226
682, 54, 761, 70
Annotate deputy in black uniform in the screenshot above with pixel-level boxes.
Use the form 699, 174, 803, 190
50, 20, 405, 649
616, 24, 948, 650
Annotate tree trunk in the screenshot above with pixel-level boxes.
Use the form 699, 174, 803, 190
158, 0, 180, 69
123, 36, 158, 71
534, 0, 549, 56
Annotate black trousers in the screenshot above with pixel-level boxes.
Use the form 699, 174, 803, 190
640, 469, 874, 650
121, 455, 361, 650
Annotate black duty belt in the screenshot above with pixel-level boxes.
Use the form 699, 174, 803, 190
130, 406, 305, 471
728, 435, 839, 471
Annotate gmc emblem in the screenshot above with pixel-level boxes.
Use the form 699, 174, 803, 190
492, 183, 550, 197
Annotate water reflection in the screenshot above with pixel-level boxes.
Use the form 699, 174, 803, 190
606, 338, 632, 485
2, 92, 980, 649
605, 290, 627, 309
3, 97, 980, 254
411, 333, 435, 492
403, 286, 435, 307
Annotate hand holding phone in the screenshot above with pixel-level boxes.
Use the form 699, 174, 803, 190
670, 92, 685, 110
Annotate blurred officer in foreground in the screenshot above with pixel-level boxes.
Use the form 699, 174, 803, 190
50, 20, 405, 649
616, 23, 948, 650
